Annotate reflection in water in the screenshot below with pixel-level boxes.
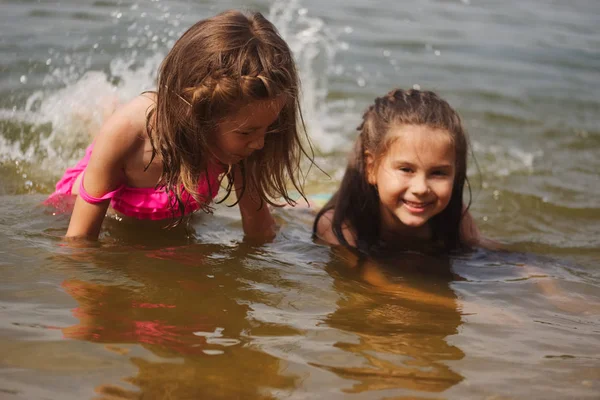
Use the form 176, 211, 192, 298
58, 242, 298, 399
320, 249, 464, 394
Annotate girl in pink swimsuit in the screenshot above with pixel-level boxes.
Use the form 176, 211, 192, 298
46, 10, 312, 240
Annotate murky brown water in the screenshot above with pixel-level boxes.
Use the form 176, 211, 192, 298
1, 0, 599, 398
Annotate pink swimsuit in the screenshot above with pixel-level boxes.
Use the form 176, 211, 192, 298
46, 143, 222, 220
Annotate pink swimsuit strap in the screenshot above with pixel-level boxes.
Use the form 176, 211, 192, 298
76, 166, 222, 220
78, 172, 126, 204
46, 141, 224, 220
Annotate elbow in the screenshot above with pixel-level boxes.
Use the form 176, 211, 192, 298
243, 219, 277, 242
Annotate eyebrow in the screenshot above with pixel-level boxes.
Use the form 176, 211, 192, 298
391, 160, 454, 169
430, 164, 454, 169
234, 126, 261, 132
236, 121, 279, 132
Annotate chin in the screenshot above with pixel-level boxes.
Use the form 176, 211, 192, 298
396, 213, 430, 228
401, 220, 428, 228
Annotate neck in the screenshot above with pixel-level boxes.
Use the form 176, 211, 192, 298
380, 224, 431, 241
379, 210, 433, 247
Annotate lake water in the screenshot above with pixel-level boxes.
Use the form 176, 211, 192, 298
1, 0, 599, 398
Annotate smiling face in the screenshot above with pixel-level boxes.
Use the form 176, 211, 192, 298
366, 124, 456, 238
211, 97, 286, 165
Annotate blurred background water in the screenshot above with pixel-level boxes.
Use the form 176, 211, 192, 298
0, 0, 599, 399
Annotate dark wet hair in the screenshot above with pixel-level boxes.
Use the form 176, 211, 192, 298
314, 88, 472, 253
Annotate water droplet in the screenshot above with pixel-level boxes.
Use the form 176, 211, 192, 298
45, 58, 52, 65
357, 77, 366, 87
434, 50, 441, 56
20, 75, 27, 84
412, 83, 421, 90
383, 50, 391, 57
344, 26, 353, 34
483, 216, 489, 222
202, 349, 224, 355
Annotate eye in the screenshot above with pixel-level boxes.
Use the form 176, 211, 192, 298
398, 167, 413, 173
431, 169, 452, 178
265, 122, 280, 135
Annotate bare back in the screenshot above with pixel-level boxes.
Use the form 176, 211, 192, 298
66, 93, 164, 238
71, 93, 162, 196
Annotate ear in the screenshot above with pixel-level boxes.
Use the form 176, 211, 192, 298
364, 151, 377, 185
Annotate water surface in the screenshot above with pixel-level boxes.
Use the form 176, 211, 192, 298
1, 0, 599, 398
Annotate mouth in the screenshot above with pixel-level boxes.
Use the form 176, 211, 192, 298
235, 151, 254, 160
229, 154, 245, 162
402, 199, 434, 213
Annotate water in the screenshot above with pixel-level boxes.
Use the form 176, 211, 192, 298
1, 0, 599, 398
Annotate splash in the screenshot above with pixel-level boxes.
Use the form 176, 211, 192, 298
471, 141, 543, 178
269, 0, 348, 152
0, 0, 347, 194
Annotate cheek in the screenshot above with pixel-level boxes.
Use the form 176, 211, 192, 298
436, 181, 454, 203
376, 168, 402, 189
216, 135, 242, 152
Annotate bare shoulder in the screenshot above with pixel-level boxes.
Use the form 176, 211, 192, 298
315, 209, 357, 247
93, 94, 155, 160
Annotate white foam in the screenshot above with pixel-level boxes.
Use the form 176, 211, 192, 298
471, 140, 543, 177
0, 1, 352, 181
269, 0, 350, 153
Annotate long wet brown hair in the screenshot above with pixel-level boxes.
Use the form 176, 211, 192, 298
147, 10, 312, 223
314, 89, 472, 253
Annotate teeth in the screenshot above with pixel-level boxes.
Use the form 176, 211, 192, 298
404, 200, 428, 208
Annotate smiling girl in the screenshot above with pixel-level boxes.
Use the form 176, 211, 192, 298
314, 88, 481, 254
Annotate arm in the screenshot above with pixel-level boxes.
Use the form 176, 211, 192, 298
461, 212, 597, 314
314, 209, 357, 247
331, 245, 457, 309
66, 101, 144, 240
233, 166, 276, 241
316, 212, 456, 308
360, 260, 457, 309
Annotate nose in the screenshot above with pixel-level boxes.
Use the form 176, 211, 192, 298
410, 174, 429, 196
248, 135, 265, 151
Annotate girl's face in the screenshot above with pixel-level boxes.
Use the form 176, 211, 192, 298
367, 125, 456, 236
212, 97, 286, 165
